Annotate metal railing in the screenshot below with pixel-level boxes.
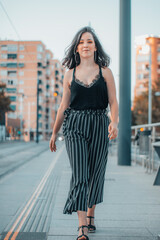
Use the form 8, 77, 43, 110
131, 122, 160, 173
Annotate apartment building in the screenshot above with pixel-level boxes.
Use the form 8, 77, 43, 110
134, 35, 160, 101
0, 40, 65, 141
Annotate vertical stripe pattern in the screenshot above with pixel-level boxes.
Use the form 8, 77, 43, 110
62, 107, 109, 214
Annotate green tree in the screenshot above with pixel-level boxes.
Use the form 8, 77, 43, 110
0, 83, 14, 121
132, 79, 160, 125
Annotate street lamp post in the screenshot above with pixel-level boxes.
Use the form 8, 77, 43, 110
36, 79, 39, 143
148, 42, 152, 125
17, 92, 24, 141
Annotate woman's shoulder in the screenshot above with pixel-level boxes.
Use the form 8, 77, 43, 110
63, 68, 74, 85
64, 68, 74, 78
101, 66, 112, 75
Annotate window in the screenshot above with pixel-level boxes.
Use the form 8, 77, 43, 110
7, 63, 17, 68
0, 70, 7, 76
37, 62, 42, 67
8, 54, 17, 59
19, 71, 24, 76
19, 89, 24, 93
9, 96, 16, 101
46, 84, 50, 89
55, 63, 59, 68
1, 54, 7, 59
157, 46, 160, 52
6, 88, 17, 93
38, 105, 42, 110
37, 44, 43, 52
139, 84, 144, 89
45, 92, 50, 97
1, 45, 7, 51
46, 69, 50, 75
18, 63, 24, 68
38, 79, 43, 84
55, 70, 59, 75
38, 114, 42, 118
46, 53, 51, 60
39, 122, 42, 128
137, 64, 149, 71
8, 80, 14, 85
37, 53, 42, 59
8, 71, 17, 77
46, 124, 49, 129
0, 63, 7, 67
137, 73, 143, 80
157, 55, 160, 62
8, 45, 18, 52
0, 79, 7, 84
19, 45, 24, 51
10, 105, 16, 111
37, 71, 42, 76
8, 79, 17, 85
137, 55, 149, 62
144, 73, 149, 79
51, 65, 54, 70
38, 88, 42, 93
19, 55, 24, 59
19, 80, 24, 84
45, 108, 49, 113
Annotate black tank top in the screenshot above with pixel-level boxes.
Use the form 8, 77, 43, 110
69, 64, 109, 110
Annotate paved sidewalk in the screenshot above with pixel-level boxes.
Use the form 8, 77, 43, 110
48, 142, 160, 240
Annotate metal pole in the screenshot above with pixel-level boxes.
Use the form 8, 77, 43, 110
20, 95, 23, 140
28, 102, 30, 141
118, 0, 131, 165
20, 94, 24, 141
36, 80, 39, 143
148, 43, 152, 125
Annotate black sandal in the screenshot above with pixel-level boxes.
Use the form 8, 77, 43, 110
87, 216, 96, 233
76, 225, 89, 240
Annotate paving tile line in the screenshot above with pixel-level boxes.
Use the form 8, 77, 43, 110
21, 174, 60, 232
2, 145, 64, 240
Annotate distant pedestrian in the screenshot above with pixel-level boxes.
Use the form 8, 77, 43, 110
49, 26, 119, 240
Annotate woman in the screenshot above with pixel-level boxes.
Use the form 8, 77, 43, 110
49, 26, 119, 240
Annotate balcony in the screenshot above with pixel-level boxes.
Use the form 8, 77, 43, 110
8, 54, 17, 59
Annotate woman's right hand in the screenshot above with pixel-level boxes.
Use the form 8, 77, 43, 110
49, 133, 57, 152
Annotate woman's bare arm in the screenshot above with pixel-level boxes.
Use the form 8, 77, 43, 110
51, 69, 72, 135
103, 67, 119, 124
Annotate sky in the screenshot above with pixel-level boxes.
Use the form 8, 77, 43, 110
0, 0, 160, 102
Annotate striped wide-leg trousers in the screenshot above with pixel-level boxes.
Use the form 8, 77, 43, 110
62, 107, 109, 215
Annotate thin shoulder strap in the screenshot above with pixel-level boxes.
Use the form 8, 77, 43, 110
99, 65, 102, 77
73, 67, 75, 79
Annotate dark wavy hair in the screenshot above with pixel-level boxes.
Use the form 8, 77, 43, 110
61, 26, 111, 69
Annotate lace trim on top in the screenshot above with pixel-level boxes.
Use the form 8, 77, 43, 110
74, 73, 100, 88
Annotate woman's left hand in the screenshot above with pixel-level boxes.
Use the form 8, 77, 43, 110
108, 122, 118, 140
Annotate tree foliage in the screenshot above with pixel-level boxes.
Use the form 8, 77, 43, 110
0, 83, 14, 121
132, 80, 160, 125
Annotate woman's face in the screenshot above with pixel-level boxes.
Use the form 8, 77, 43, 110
76, 32, 97, 59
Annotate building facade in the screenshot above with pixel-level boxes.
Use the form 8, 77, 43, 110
0, 40, 65, 141
134, 35, 160, 100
